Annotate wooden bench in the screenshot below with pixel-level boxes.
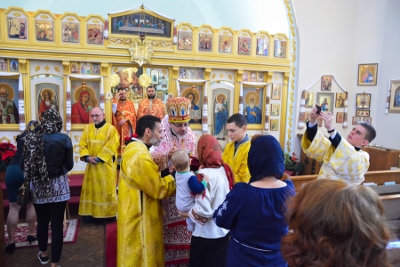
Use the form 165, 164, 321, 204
291, 170, 400, 231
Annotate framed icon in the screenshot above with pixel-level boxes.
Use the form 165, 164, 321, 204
356, 110, 370, 116
270, 119, 279, 131
198, 33, 212, 52
0, 59, 8, 71
218, 34, 232, 53
321, 75, 332, 91
271, 84, 281, 100
356, 93, 371, 109
335, 92, 346, 108
336, 112, 344, 123
388, 79, 400, 113
242, 71, 249, 82
238, 37, 251, 55
9, 59, 19, 72
304, 92, 314, 108
151, 70, 159, 84
358, 64, 378, 86
270, 104, 280, 116
352, 116, 362, 125
178, 31, 192, 51
316, 92, 334, 114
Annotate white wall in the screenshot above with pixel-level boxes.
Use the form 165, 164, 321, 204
292, 0, 400, 150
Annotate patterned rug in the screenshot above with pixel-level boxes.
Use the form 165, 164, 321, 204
4, 219, 79, 249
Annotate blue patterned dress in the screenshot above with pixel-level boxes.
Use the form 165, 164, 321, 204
214, 180, 295, 267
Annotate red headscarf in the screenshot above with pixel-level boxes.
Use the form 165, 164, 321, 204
80, 91, 90, 98
196, 134, 234, 190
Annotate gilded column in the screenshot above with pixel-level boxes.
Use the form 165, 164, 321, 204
101, 63, 111, 121
265, 73, 273, 132
282, 72, 290, 150
62, 61, 71, 132
171, 66, 179, 97
236, 70, 243, 115
18, 59, 28, 130
203, 68, 212, 133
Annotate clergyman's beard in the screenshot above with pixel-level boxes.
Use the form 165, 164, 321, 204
171, 127, 187, 139
148, 94, 155, 100
149, 136, 161, 146
249, 103, 255, 109
0, 96, 7, 102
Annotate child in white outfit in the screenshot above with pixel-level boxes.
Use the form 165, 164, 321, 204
171, 150, 209, 232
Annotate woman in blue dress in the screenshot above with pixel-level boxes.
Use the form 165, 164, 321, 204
214, 134, 295, 267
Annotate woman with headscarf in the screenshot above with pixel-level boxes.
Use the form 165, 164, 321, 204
21, 109, 74, 267
185, 134, 234, 267
214, 134, 295, 267
5, 120, 39, 254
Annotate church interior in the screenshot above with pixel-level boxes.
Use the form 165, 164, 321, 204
1, 0, 400, 266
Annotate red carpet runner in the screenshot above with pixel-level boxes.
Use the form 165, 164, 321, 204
105, 220, 117, 267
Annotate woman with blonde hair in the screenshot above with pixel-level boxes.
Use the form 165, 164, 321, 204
281, 179, 392, 267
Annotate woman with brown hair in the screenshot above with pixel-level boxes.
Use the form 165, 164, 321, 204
214, 134, 295, 267
281, 179, 392, 267
185, 134, 234, 267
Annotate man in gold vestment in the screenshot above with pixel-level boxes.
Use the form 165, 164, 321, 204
302, 107, 376, 184
222, 113, 251, 183
117, 115, 176, 267
136, 85, 166, 121
112, 88, 137, 153
79, 107, 119, 222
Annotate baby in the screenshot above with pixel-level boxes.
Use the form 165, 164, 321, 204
171, 150, 209, 232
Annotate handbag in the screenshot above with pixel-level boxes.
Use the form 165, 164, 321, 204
17, 181, 32, 207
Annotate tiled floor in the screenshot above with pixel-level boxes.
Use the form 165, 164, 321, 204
3, 216, 105, 267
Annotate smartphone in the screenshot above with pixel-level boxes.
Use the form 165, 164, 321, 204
316, 104, 322, 115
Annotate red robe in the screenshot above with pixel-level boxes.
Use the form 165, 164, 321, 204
71, 102, 89, 123
112, 99, 137, 153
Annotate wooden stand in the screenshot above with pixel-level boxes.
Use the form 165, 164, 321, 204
362, 146, 400, 171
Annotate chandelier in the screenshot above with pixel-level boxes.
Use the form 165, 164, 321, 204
128, 33, 153, 67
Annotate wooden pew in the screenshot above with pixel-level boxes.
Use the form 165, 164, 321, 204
291, 169, 400, 190
291, 170, 400, 231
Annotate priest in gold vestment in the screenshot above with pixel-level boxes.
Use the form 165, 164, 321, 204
301, 107, 376, 184
117, 115, 176, 267
78, 107, 119, 221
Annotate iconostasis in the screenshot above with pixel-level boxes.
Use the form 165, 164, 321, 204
0, 5, 292, 173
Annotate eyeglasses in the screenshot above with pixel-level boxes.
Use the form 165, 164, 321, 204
172, 122, 189, 128
90, 114, 103, 118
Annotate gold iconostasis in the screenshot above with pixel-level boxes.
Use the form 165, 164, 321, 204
0, 5, 292, 173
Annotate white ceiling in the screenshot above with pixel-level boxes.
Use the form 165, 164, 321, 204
1, 0, 289, 35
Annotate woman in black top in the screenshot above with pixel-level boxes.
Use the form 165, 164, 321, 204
5, 121, 39, 254
21, 109, 74, 267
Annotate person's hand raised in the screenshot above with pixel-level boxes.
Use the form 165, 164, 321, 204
320, 111, 334, 132
309, 105, 319, 124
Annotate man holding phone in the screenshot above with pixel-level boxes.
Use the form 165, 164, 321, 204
301, 105, 376, 184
